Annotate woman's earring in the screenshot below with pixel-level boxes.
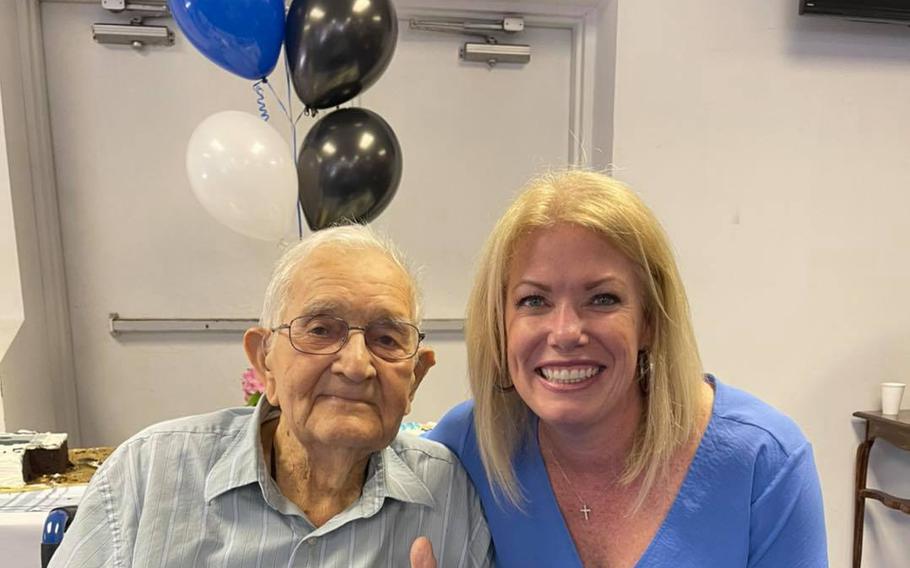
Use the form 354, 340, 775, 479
637, 350, 653, 394
495, 375, 516, 393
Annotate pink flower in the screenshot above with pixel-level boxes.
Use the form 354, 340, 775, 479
241, 368, 265, 404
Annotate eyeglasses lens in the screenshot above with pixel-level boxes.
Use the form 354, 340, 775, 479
290, 316, 346, 352
289, 316, 418, 359
365, 321, 417, 360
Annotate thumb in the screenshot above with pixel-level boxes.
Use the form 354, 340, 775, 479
410, 536, 437, 568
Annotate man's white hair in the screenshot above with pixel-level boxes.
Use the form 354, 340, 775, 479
258, 225, 422, 331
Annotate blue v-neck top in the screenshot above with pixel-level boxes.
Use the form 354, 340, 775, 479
426, 377, 827, 567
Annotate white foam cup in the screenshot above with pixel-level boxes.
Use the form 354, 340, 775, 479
881, 382, 906, 415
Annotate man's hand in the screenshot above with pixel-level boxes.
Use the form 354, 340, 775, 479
410, 536, 437, 568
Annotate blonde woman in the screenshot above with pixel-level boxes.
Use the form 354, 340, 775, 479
425, 171, 827, 567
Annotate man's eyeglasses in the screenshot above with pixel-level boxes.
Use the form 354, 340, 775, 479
271, 315, 425, 361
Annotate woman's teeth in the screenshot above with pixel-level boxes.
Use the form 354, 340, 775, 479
538, 366, 602, 384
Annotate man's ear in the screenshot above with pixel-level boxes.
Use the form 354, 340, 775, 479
243, 327, 278, 405
405, 347, 436, 413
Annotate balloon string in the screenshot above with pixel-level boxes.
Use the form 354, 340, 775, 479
283, 61, 303, 240
262, 79, 291, 124
252, 81, 270, 121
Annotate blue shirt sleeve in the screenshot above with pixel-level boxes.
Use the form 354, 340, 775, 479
748, 443, 828, 568
424, 400, 473, 456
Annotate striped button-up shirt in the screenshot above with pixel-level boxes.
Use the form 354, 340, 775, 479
49, 400, 492, 567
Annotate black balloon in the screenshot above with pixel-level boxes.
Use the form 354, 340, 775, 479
285, 0, 398, 110
297, 108, 402, 230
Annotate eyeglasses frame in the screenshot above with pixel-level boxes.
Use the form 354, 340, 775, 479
270, 314, 426, 361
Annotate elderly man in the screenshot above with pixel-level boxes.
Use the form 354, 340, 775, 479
50, 226, 491, 567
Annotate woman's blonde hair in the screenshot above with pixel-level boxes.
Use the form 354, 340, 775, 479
467, 169, 703, 509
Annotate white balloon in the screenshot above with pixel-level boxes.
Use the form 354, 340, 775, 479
186, 111, 297, 240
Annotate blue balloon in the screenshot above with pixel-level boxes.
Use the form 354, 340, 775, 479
168, 0, 285, 80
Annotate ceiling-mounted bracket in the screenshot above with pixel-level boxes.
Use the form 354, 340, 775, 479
94, 0, 173, 49
409, 16, 530, 68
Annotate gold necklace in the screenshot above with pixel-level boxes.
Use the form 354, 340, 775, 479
543, 433, 592, 521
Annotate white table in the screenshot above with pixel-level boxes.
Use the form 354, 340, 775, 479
0, 510, 50, 567
0, 486, 85, 568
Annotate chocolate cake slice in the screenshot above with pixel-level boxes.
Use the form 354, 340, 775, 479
27, 433, 70, 476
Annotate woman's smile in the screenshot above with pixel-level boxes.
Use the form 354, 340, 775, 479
536, 365, 606, 391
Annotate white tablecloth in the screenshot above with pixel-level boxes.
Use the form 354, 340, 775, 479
0, 510, 50, 568
0, 486, 86, 568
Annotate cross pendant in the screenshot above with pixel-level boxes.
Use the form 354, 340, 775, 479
580, 504, 591, 520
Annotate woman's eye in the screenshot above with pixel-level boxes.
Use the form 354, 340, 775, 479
591, 293, 619, 307
517, 295, 547, 309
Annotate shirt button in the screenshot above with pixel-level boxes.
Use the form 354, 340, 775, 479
309, 538, 317, 547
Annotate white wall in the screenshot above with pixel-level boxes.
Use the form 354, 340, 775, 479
0, 4, 22, 432
0, 74, 26, 431
610, 2, 910, 567
0, 1, 59, 435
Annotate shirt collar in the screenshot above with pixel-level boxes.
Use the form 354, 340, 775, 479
368, 439, 437, 510
204, 396, 276, 504
204, 399, 437, 513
